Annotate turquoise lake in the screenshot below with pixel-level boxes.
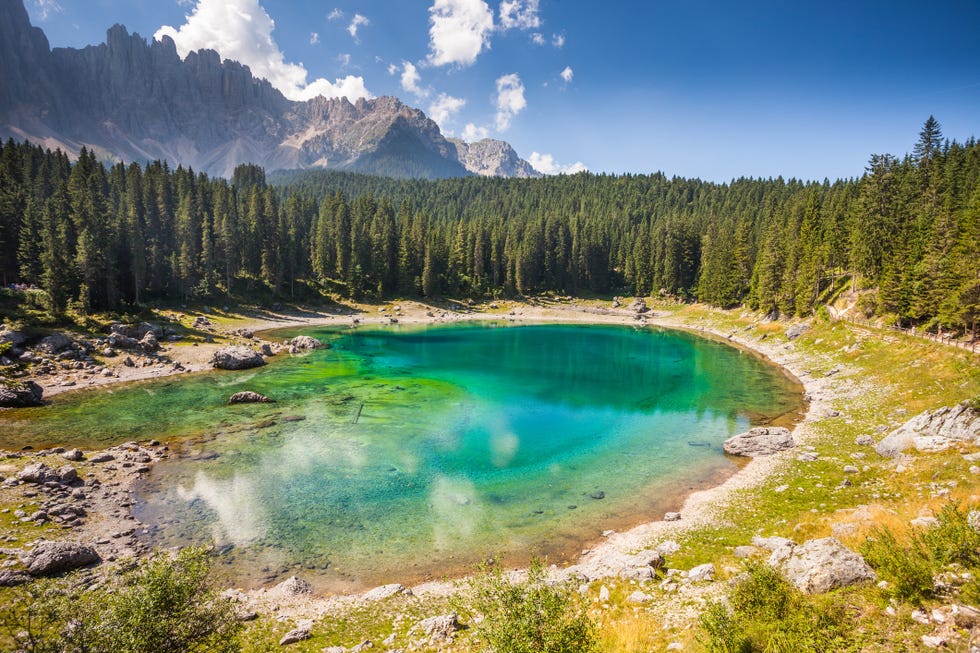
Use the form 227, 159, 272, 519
0, 323, 803, 591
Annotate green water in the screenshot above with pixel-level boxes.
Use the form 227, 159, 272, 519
0, 323, 802, 591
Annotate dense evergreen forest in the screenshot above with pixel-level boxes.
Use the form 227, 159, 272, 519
0, 117, 977, 334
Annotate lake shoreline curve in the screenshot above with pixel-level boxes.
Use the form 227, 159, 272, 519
1, 300, 830, 618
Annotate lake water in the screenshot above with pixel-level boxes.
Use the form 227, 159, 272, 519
0, 322, 802, 591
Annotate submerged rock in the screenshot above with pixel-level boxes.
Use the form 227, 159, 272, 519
723, 426, 794, 457
228, 391, 275, 405
876, 401, 980, 458
0, 380, 43, 407
289, 335, 323, 350
211, 346, 266, 370
20, 541, 101, 576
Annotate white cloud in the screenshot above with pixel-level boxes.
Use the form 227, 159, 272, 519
531, 32, 545, 45
400, 61, 427, 97
302, 76, 371, 101
32, 0, 63, 20
155, 0, 372, 102
428, 93, 467, 130
309, 32, 319, 45
462, 123, 490, 142
494, 73, 525, 132
387, 63, 399, 76
427, 0, 494, 67
560, 66, 573, 84
552, 33, 565, 48
347, 13, 369, 42
528, 152, 587, 175
327, 8, 343, 20
337, 53, 351, 67
499, 0, 540, 30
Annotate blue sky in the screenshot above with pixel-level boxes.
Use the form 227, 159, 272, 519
26, 0, 980, 181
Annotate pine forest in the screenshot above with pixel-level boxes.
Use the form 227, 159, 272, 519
1, 117, 977, 335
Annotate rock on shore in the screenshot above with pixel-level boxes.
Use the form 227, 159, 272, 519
723, 426, 794, 457
20, 541, 101, 576
876, 401, 980, 457
211, 346, 266, 370
768, 537, 876, 594
0, 380, 44, 407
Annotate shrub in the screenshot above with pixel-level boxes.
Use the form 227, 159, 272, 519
457, 560, 598, 653
860, 502, 980, 604
0, 547, 241, 653
860, 526, 935, 604
698, 562, 848, 653
923, 502, 980, 568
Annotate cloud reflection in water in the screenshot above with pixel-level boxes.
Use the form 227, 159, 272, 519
177, 470, 268, 547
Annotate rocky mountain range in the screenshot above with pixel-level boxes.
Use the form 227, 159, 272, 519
0, 0, 540, 180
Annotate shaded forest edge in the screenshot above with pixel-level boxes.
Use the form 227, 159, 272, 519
0, 117, 977, 338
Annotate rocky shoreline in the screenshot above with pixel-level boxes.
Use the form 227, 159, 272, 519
0, 440, 169, 585
1, 299, 978, 648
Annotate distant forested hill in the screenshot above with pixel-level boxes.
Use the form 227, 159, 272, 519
1, 118, 978, 334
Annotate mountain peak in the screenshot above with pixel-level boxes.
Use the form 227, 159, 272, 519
0, 0, 536, 179
452, 138, 542, 178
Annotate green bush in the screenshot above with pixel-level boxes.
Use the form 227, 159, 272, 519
698, 562, 849, 653
860, 526, 935, 604
457, 560, 598, 653
0, 547, 241, 653
923, 502, 980, 568
860, 502, 980, 604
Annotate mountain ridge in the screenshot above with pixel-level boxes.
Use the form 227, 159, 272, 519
0, 0, 541, 180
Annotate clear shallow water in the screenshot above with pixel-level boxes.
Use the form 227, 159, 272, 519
0, 323, 802, 591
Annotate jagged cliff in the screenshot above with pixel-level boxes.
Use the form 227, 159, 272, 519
451, 138, 541, 178
0, 0, 538, 179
